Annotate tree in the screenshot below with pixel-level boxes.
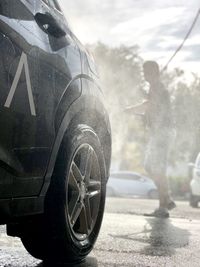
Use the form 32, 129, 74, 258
88, 43, 200, 177
89, 43, 146, 170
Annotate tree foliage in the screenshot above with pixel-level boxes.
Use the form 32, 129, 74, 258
89, 43, 200, 176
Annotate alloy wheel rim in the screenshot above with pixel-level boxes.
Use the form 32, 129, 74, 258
67, 144, 101, 241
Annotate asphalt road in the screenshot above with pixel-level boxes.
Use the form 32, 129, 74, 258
0, 198, 200, 267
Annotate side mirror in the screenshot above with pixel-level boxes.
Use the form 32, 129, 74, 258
35, 12, 66, 38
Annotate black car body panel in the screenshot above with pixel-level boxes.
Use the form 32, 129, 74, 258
0, 0, 111, 223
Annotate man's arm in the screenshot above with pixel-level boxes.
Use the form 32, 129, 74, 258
124, 100, 148, 115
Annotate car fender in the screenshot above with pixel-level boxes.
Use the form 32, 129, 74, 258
40, 76, 111, 197
54, 76, 82, 132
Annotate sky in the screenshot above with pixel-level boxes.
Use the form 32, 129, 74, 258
58, 0, 200, 73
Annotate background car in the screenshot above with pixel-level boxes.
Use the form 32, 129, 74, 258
107, 171, 158, 199
189, 153, 200, 207
0, 0, 111, 264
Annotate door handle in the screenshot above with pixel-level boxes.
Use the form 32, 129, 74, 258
35, 12, 66, 38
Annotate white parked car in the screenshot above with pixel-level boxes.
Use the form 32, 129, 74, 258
107, 171, 158, 198
189, 153, 200, 207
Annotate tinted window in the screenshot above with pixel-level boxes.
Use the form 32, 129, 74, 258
111, 173, 124, 179
111, 173, 141, 180
53, 0, 62, 11
0, 0, 33, 20
42, 0, 49, 5
48, 0, 62, 11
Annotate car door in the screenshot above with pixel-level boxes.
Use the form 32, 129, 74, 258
0, 0, 82, 198
121, 174, 146, 197
123, 174, 142, 196
129, 175, 148, 196
0, 0, 44, 198
41, 0, 82, 129
0, 0, 58, 197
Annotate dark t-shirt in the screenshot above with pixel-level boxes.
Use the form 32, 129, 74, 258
145, 82, 172, 132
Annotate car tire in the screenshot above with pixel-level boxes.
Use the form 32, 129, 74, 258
148, 189, 158, 199
21, 124, 106, 263
189, 194, 199, 208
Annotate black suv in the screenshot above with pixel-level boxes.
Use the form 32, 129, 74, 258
0, 0, 111, 263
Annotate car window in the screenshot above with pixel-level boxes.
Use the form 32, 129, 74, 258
42, 0, 49, 5
43, 0, 62, 12
0, 0, 33, 20
111, 173, 141, 181
51, 0, 62, 11
127, 175, 141, 181
111, 173, 126, 179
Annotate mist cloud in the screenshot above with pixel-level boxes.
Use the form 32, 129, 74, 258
58, 0, 200, 73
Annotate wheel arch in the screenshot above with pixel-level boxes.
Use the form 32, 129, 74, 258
40, 92, 111, 197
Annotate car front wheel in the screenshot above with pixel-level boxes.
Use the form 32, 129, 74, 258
21, 124, 107, 263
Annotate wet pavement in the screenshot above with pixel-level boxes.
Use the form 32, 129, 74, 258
0, 198, 200, 266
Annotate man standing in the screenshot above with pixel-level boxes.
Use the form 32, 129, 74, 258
125, 61, 175, 218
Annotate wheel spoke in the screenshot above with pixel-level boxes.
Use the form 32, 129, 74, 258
68, 190, 80, 217
69, 169, 80, 191
88, 181, 101, 198
70, 202, 83, 227
72, 161, 83, 183
89, 190, 100, 198
79, 204, 89, 235
88, 180, 101, 191
84, 147, 94, 184
84, 196, 92, 229
78, 147, 88, 175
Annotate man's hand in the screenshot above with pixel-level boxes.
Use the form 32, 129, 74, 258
124, 100, 148, 115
